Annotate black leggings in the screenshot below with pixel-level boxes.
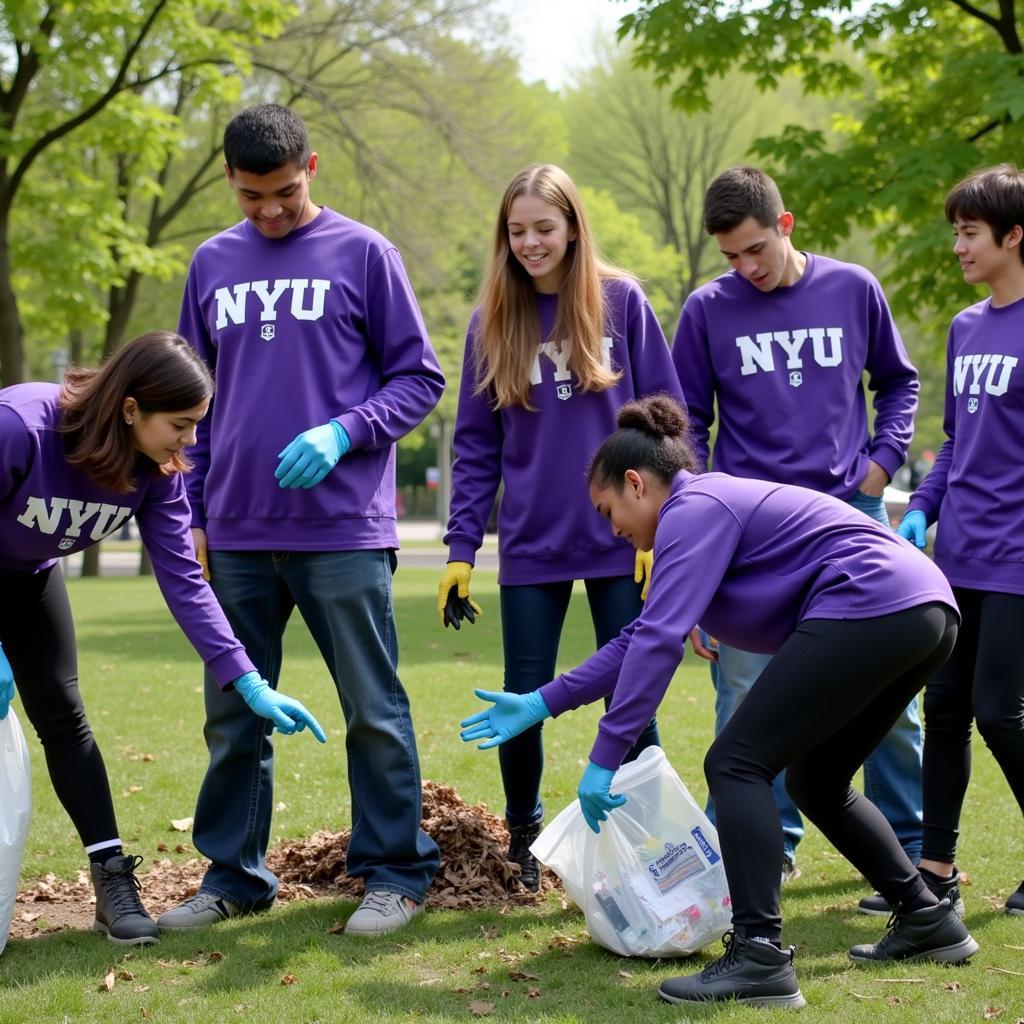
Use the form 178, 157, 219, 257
705, 603, 957, 941
922, 587, 1024, 863
0, 565, 119, 849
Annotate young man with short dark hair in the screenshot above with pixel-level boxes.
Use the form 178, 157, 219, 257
159, 104, 444, 936
673, 167, 924, 913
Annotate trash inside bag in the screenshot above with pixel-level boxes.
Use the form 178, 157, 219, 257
0, 709, 31, 955
532, 746, 731, 957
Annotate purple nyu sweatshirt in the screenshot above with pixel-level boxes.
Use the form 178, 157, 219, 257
178, 207, 445, 550
907, 296, 1024, 595
673, 254, 918, 495
539, 471, 956, 769
445, 277, 685, 584
0, 384, 255, 686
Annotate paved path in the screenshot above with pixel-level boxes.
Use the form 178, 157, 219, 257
63, 521, 498, 576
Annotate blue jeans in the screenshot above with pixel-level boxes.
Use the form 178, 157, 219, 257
498, 575, 659, 827
192, 550, 439, 908
706, 491, 924, 864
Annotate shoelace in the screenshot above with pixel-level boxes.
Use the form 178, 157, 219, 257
702, 930, 744, 979
99, 855, 147, 917
360, 891, 399, 915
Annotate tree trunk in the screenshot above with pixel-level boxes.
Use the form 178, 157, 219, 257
138, 546, 153, 576
81, 543, 102, 577
0, 218, 27, 385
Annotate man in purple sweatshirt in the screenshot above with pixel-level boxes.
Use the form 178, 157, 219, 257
673, 167, 923, 909
158, 104, 444, 936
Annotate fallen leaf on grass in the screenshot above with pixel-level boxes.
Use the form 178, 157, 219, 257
986, 967, 1024, 977
117, 970, 135, 981
141, 1009, 152, 1021
326, 921, 345, 935
100, 969, 116, 993
134, 986, 150, 993
943, 981, 963, 992
848, 992, 882, 1001
508, 971, 539, 981
1002, 944, 1024, 951
527, 988, 541, 999
984, 1008, 1004, 1020
20, 911, 40, 923
870, 977, 926, 984
479, 924, 499, 939
280, 973, 297, 986
617, 970, 633, 980
169, 817, 193, 832
468, 1001, 494, 1016
156, 843, 169, 852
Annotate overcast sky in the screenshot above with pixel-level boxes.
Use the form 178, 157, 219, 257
499, 0, 639, 90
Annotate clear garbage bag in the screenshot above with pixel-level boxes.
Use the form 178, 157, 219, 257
0, 709, 31, 955
531, 745, 731, 957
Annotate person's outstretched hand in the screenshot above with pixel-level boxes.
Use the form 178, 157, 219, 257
233, 672, 327, 742
460, 689, 550, 749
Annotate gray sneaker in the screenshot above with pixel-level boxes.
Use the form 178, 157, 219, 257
157, 891, 254, 930
344, 890, 422, 936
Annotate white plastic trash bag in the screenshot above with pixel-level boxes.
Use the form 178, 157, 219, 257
0, 708, 32, 955
531, 745, 731, 958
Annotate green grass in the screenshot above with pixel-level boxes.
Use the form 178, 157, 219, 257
2, 569, 1022, 1022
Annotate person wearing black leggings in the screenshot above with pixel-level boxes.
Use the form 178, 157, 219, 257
896, 165, 1024, 917
0, 332, 323, 946
460, 396, 978, 1010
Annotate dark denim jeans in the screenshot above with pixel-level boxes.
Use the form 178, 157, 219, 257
498, 574, 659, 828
192, 549, 439, 908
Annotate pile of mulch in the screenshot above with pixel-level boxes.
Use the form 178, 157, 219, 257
10, 781, 560, 941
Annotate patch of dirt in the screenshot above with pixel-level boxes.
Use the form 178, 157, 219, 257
10, 781, 560, 941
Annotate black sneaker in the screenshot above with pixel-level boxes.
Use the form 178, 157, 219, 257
849, 899, 978, 964
507, 822, 541, 892
858, 869, 966, 917
658, 931, 806, 1009
90, 854, 159, 946
1006, 881, 1024, 916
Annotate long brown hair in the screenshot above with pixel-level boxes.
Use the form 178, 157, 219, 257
474, 164, 625, 410
59, 331, 214, 493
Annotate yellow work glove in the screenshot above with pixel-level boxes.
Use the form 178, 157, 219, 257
634, 548, 654, 601
437, 561, 483, 629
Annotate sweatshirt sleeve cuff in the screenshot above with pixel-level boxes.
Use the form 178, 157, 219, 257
447, 539, 479, 566
905, 498, 937, 524
588, 732, 631, 771
867, 443, 904, 481
336, 411, 371, 452
537, 678, 574, 718
207, 649, 257, 690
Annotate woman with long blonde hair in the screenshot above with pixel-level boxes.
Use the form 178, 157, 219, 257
438, 164, 685, 889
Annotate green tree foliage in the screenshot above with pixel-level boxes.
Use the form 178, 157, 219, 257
0, 0, 295, 384
619, 0, 1024, 329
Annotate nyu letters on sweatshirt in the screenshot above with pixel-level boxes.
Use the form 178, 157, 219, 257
673, 254, 918, 496
0, 384, 255, 686
444, 277, 685, 584
539, 471, 956, 769
178, 208, 445, 550
907, 296, 1024, 595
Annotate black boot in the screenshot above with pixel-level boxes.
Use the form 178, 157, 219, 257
506, 822, 541, 892
1005, 881, 1024, 916
858, 867, 966, 917
849, 898, 978, 964
91, 854, 159, 946
658, 930, 806, 1009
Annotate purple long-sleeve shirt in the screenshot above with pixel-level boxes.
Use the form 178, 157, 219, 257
178, 207, 445, 550
445, 276, 686, 584
540, 471, 956, 769
672, 254, 918, 495
0, 384, 254, 686
907, 295, 1024, 595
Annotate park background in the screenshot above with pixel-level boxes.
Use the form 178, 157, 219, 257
1, 0, 1023, 1020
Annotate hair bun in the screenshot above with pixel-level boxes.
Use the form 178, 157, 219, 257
616, 394, 688, 438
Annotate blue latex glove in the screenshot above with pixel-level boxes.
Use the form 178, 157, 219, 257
897, 509, 928, 549
460, 689, 551, 749
0, 643, 14, 721
578, 760, 627, 834
275, 421, 350, 489
233, 671, 327, 742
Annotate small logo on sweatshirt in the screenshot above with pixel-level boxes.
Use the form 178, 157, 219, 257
788, 371, 802, 388
260, 324, 276, 342
556, 383, 573, 401
967, 397, 979, 414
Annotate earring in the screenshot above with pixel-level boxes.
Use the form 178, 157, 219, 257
125, 417, 133, 425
